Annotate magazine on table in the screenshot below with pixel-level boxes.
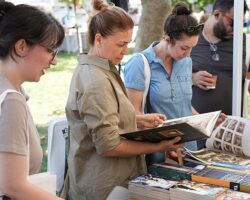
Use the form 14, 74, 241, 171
169, 179, 226, 200
120, 111, 221, 143
184, 115, 250, 168
128, 174, 177, 200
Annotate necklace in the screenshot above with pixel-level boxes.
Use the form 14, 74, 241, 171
203, 30, 220, 62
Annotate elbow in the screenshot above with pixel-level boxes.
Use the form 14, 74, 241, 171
102, 149, 117, 157
0, 183, 18, 198
0, 180, 27, 198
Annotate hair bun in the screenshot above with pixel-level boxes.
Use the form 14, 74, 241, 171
93, 0, 108, 12
0, 1, 14, 21
172, 2, 191, 15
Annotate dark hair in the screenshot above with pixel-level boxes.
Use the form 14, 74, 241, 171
164, 2, 201, 44
0, 1, 65, 60
213, 0, 248, 14
88, 0, 134, 46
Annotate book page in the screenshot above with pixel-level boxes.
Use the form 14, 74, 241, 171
161, 111, 221, 137
184, 148, 250, 166
28, 172, 57, 195
206, 116, 250, 157
170, 180, 226, 197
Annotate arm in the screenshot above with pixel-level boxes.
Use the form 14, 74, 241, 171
0, 152, 62, 200
103, 136, 184, 157
126, 88, 144, 115
136, 113, 166, 129
127, 88, 166, 129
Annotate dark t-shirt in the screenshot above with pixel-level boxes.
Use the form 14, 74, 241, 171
191, 33, 246, 115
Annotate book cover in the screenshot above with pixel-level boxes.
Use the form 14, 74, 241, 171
184, 148, 250, 170
121, 111, 221, 143
129, 174, 177, 190
191, 165, 250, 192
170, 180, 226, 200
216, 189, 250, 200
128, 174, 176, 200
148, 163, 200, 181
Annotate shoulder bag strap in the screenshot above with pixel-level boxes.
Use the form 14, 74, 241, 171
139, 53, 151, 114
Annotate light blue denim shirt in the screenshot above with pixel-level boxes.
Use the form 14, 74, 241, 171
124, 41, 193, 119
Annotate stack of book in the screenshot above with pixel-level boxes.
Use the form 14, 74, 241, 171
169, 180, 226, 200
216, 189, 250, 199
148, 162, 202, 181
128, 174, 177, 200
191, 165, 250, 192
128, 173, 250, 200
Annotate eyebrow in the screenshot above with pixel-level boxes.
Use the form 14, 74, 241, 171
182, 45, 192, 49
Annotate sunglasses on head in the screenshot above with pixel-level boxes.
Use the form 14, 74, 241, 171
209, 43, 220, 62
168, 23, 204, 35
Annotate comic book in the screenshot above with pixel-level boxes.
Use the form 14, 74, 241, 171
184, 115, 250, 168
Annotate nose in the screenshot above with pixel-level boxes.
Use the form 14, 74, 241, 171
184, 49, 192, 57
122, 45, 129, 55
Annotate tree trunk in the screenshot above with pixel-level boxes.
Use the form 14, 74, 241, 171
134, 0, 172, 52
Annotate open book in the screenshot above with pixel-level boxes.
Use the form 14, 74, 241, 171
121, 111, 221, 143
184, 115, 250, 167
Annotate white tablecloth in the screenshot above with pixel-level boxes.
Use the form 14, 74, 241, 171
59, 28, 89, 53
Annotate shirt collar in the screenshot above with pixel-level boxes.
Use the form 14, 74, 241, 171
142, 41, 160, 64
78, 54, 119, 75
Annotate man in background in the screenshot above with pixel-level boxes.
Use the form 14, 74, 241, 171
191, 0, 249, 115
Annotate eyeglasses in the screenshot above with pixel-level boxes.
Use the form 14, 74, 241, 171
222, 13, 234, 27
25, 39, 58, 61
168, 23, 204, 35
39, 44, 58, 61
45, 47, 59, 61
209, 43, 220, 62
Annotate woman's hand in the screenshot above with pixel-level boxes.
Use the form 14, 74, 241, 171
136, 113, 166, 129
158, 137, 184, 152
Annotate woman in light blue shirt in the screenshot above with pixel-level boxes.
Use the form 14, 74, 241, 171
124, 2, 203, 164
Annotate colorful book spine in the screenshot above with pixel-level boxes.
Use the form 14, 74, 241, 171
191, 166, 250, 192
148, 164, 197, 181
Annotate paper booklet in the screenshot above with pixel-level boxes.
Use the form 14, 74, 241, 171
28, 172, 57, 195
128, 174, 177, 200
169, 180, 226, 200
121, 111, 221, 143
184, 115, 250, 167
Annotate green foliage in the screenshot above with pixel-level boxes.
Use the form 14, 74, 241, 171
59, 0, 84, 6
23, 52, 77, 172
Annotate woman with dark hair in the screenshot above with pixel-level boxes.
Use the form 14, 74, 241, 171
65, 0, 184, 199
124, 2, 203, 165
0, 1, 64, 200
